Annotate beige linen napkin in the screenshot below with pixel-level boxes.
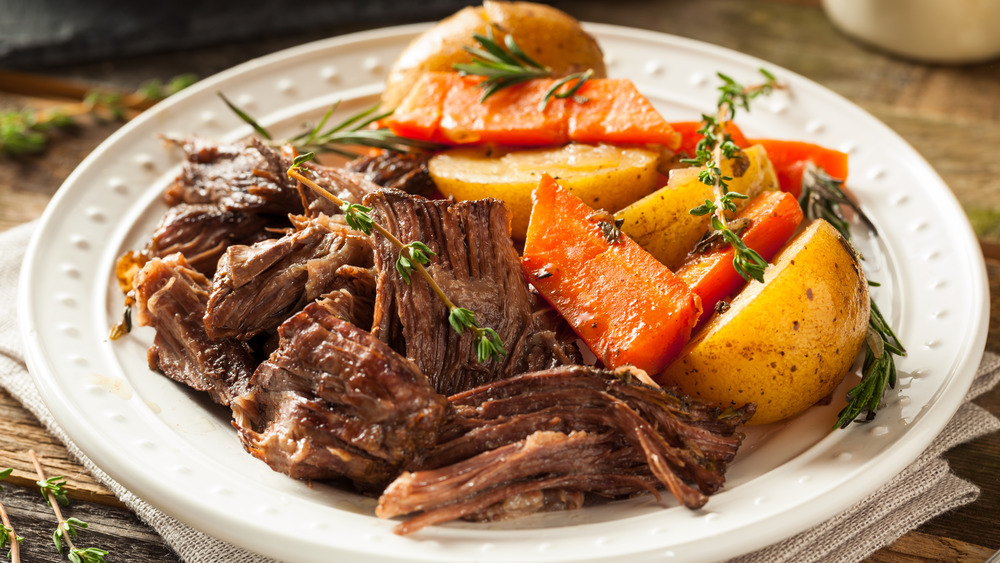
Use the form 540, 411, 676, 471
1, 220, 998, 563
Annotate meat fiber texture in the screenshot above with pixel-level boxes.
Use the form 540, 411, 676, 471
366, 189, 578, 396
204, 214, 374, 341
376, 365, 754, 534
231, 300, 449, 491
132, 253, 256, 406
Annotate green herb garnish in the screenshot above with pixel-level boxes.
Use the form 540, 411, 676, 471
684, 69, 781, 283
288, 154, 506, 364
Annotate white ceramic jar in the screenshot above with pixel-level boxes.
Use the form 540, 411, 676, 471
822, 0, 1000, 64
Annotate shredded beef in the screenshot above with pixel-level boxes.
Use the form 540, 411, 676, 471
231, 301, 448, 491
204, 214, 374, 341
345, 151, 436, 196
133, 253, 256, 405
366, 189, 576, 395
163, 137, 303, 215
376, 365, 754, 534
147, 203, 283, 276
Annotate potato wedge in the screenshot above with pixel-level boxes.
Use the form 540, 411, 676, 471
382, 1, 607, 109
429, 143, 660, 239
615, 144, 779, 270
658, 219, 870, 425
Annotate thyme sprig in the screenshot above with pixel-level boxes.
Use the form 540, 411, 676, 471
220, 95, 443, 158
0, 468, 23, 562
685, 69, 781, 283
453, 27, 593, 108
0, 74, 195, 157
288, 154, 506, 363
28, 451, 109, 563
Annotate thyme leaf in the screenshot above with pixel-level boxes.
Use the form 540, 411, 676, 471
287, 164, 506, 365
685, 69, 782, 283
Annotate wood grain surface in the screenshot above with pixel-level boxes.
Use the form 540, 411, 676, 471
0, 0, 998, 561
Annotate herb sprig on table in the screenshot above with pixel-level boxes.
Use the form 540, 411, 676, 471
29, 451, 109, 563
0, 74, 196, 157
0, 468, 24, 563
287, 153, 506, 364
685, 69, 780, 283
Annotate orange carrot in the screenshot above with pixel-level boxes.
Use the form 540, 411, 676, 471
522, 174, 701, 374
386, 72, 681, 149
752, 139, 849, 198
670, 121, 750, 158
676, 190, 804, 326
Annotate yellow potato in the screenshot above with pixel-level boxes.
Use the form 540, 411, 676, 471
382, 1, 607, 109
429, 143, 660, 239
658, 219, 870, 425
615, 144, 779, 270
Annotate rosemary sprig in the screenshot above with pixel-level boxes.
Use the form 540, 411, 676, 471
802, 166, 908, 428
685, 69, 781, 283
0, 468, 23, 563
453, 27, 593, 109
220, 95, 443, 158
1, 74, 195, 157
800, 161, 877, 240
288, 154, 506, 363
28, 451, 109, 563
834, 287, 906, 429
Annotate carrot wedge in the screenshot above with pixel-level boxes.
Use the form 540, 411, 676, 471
676, 190, 804, 326
751, 139, 849, 198
386, 72, 681, 149
522, 174, 701, 373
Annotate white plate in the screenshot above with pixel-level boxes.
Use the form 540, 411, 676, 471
19, 23, 989, 562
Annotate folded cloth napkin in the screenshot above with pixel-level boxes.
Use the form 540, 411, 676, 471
1, 220, 998, 563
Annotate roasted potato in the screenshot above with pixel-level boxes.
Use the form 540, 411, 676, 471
428, 143, 660, 239
382, 1, 607, 109
658, 219, 870, 425
615, 144, 779, 270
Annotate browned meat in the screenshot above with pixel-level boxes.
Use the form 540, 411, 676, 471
163, 137, 303, 215
232, 300, 449, 491
366, 189, 577, 395
133, 253, 256, 405
345, 151, 436, 196
148, 203, 283, 276
203, 214, 374, 341
376, 365, 754, 534
300, 165, 384, 217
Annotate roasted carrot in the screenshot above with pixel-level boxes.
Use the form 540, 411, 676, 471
676, 190, 804, 326
751, 139, 849, 198
522, 174, 702, 374
670, 120, 750, 158
386, 72, 681, 149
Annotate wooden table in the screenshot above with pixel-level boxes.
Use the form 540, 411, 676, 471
1, 1, 998, 560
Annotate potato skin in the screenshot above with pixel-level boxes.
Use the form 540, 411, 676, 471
382, 1, 607, 109
616, 144, 779, 270
428, 143, 660, 239
658, 219, 870, 425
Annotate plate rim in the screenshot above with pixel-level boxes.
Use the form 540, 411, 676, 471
18, 21, 989, 562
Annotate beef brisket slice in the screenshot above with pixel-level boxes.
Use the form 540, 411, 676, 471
232, 301, 448, 491
366, 189, 574, 395
133, 253, 256, 405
